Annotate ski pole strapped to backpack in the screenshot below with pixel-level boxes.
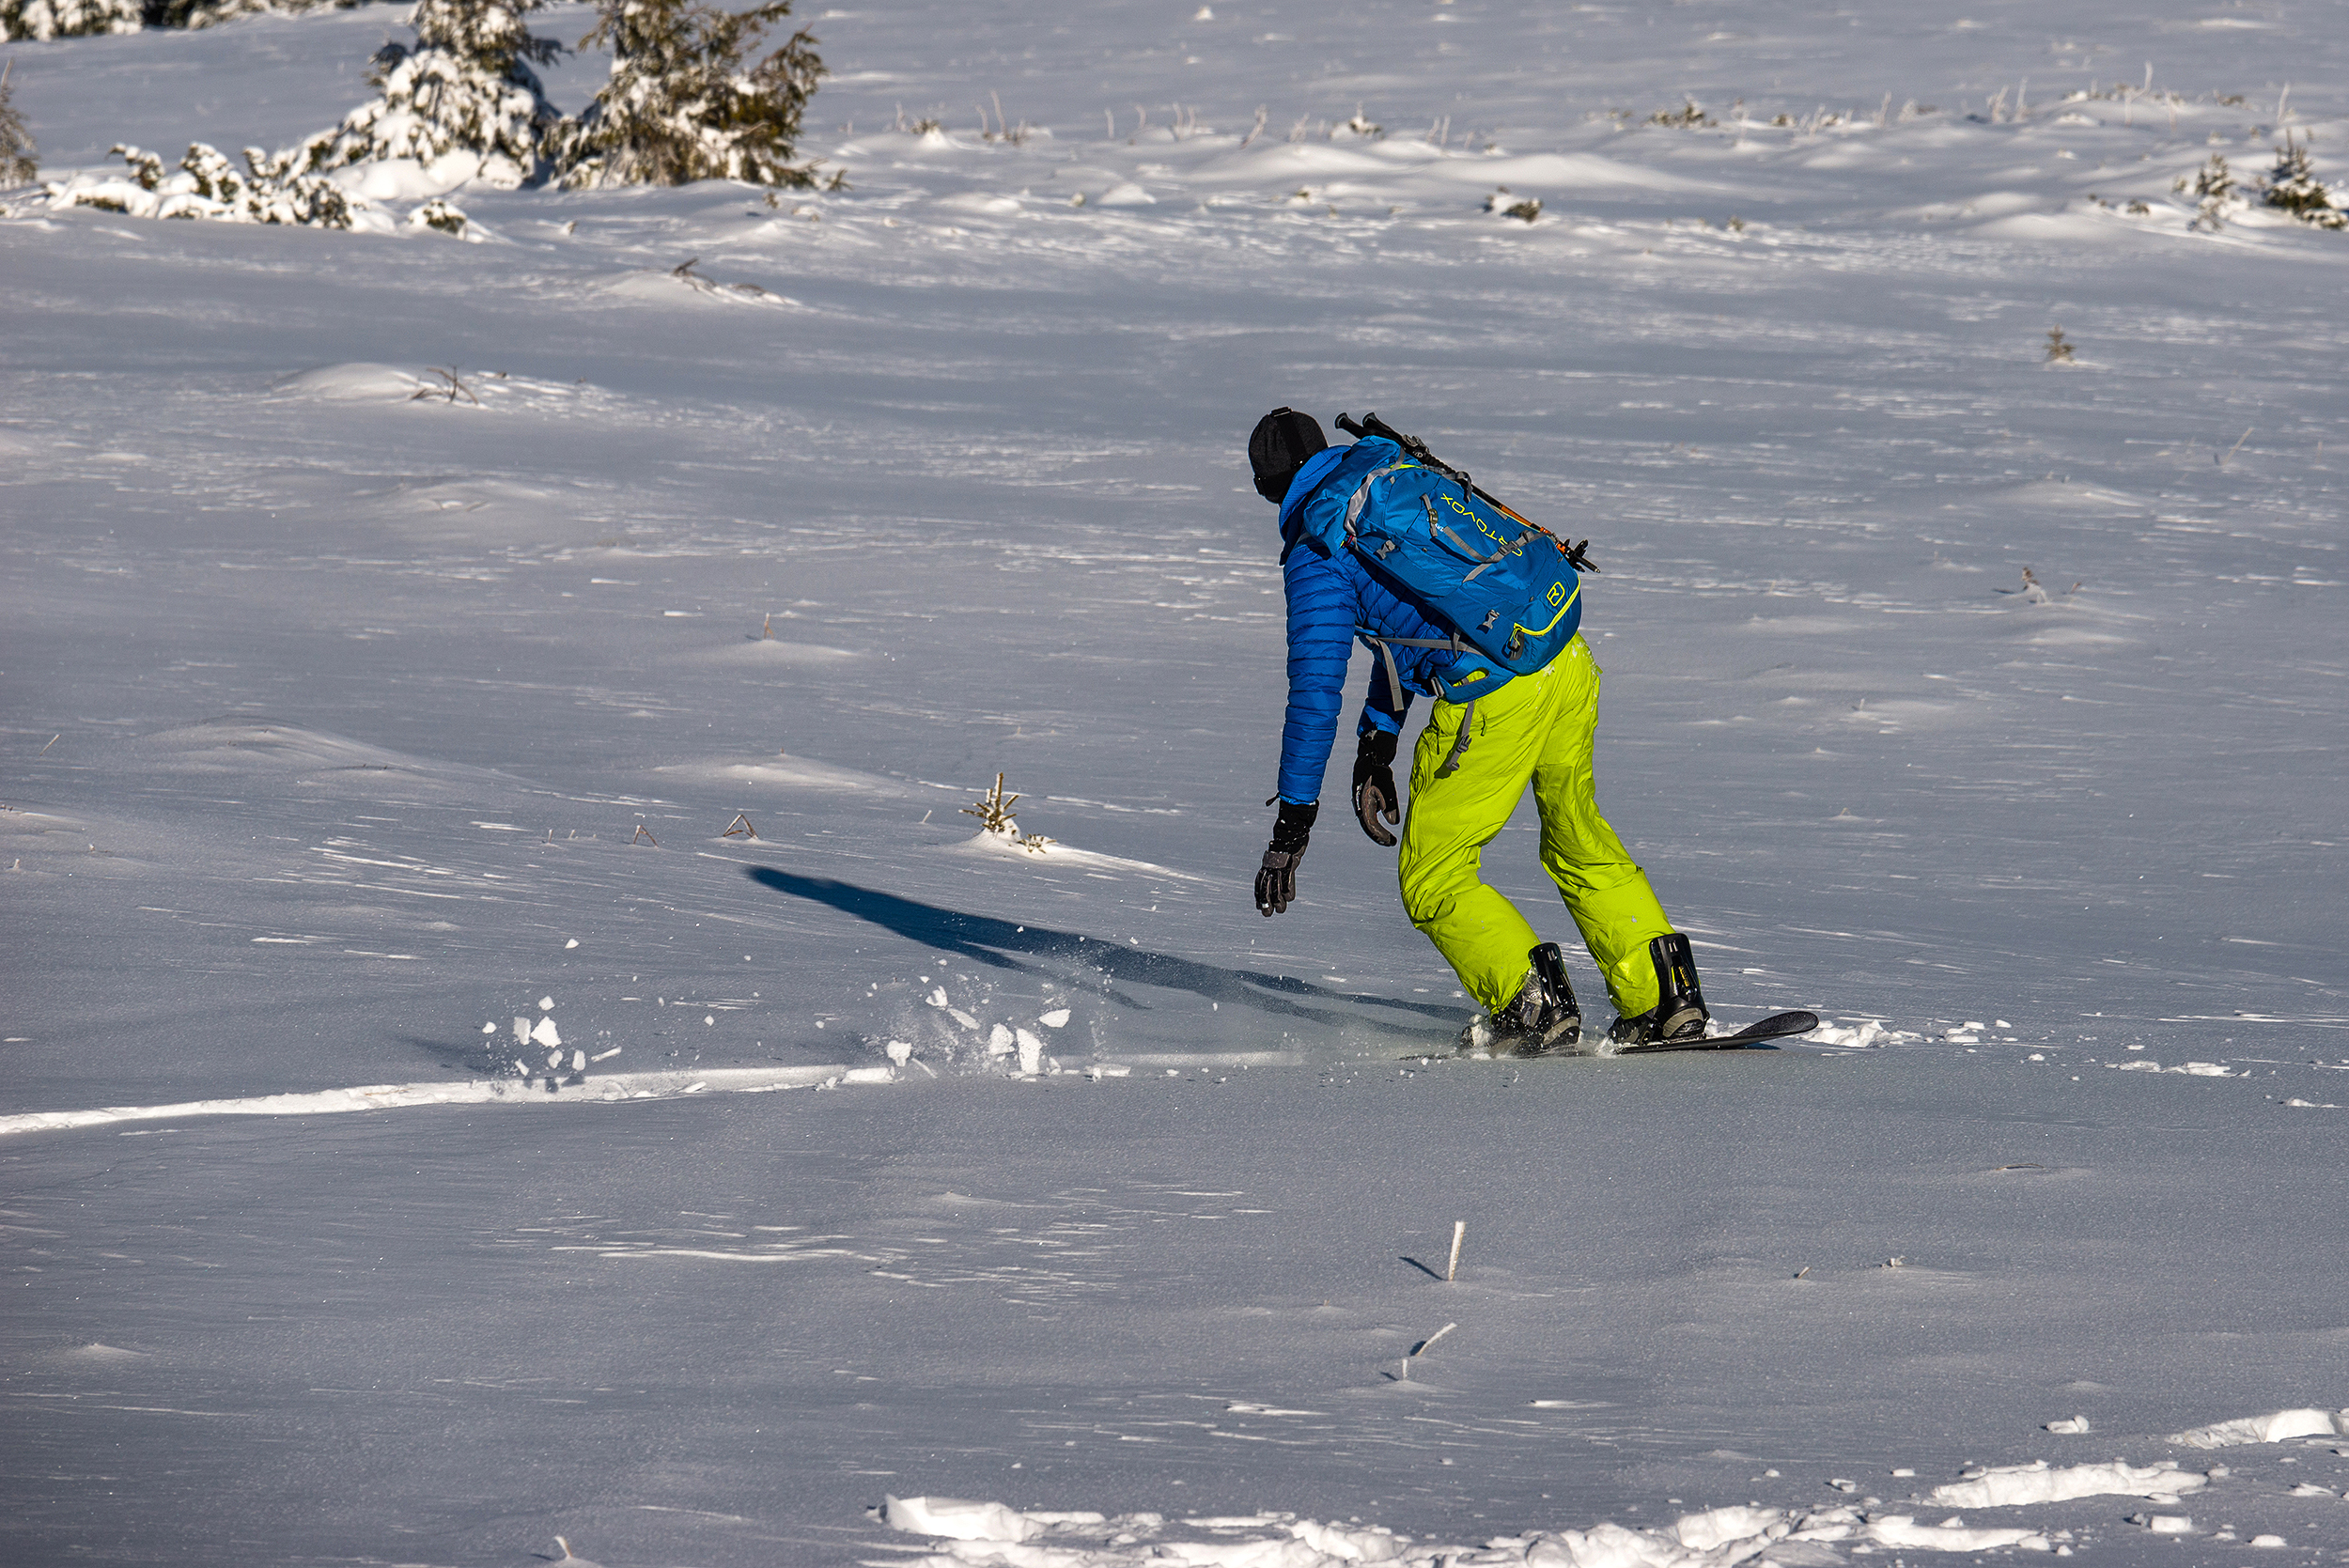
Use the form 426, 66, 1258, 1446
1284, 433, 1584, 706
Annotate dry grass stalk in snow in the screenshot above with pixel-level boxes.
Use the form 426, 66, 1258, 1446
410, 367, 481, 404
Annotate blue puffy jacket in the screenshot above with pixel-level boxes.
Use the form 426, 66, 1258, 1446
1271, 445, 1466, 806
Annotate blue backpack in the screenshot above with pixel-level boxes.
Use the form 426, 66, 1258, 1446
1287, 435, 1583, 721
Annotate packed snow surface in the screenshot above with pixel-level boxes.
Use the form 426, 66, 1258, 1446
3, 0, 2347, 1564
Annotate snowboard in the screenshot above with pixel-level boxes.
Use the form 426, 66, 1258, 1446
1614, 1009, 1821, 1054
1408, 1010, 1822, 1063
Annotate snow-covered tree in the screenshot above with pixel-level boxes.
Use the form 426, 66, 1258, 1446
1, 0, 140, 41
2262, 133, 2347, 230
147, 0, 293, 28
554, 0, 829, 190
306, 0, 560, 188
0, 57, 37, 184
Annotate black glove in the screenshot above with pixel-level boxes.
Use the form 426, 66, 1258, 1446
1254, 800, 1317, 916
1352, 728, 1400, 847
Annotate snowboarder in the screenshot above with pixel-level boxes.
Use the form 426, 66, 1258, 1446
1247, 407, 1708, 1053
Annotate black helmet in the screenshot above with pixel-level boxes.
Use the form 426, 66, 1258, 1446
1248, 407, 1329, 505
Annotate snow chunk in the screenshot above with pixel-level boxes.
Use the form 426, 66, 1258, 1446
2168, 1408, 2343, 1448
1039, 1009, 1072, 1029
860, 1497, 2066, 1567
1015, 1028, 1046, 1076
1929, 1459, 2205, 1507
1288, 1518, 1407, 1560
1672, 1505, 1780, 1551
529, 1017, 561, 1048
881, 1495, 1040, 1542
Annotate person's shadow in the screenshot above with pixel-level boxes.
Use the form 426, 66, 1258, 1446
744, 866, 1458, 1036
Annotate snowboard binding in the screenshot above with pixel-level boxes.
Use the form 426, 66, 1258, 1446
1606, 932, 1710, 1046
1458, 942, 1582, 1056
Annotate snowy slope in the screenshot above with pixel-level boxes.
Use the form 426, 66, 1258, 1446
2, 2, 2346, 1564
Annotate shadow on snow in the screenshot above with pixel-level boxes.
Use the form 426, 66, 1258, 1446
744, 866, 1458, 1037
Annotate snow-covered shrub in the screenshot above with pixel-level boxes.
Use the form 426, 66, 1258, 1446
1, 0, 138, 40
0, 58, 35, 183
6, 0, 380, 36
1649, 100, 1716, 129
2261, 134, 2346, 229
2175, 153, 2238, 230
50, 141, 364, 226
1485, 187, 1539, 222
410, 194, 465, 232
553, 0, 830, 190
306, 0, 560, 189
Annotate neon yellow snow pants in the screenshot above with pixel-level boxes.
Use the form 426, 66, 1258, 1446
1398, 635, 1674, 1017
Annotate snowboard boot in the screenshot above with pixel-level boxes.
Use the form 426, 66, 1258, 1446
1606, 932, 1710, 1046
1458, 942, 1582, 1056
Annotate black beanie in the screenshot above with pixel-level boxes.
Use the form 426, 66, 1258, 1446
1248, 407, 1329, 505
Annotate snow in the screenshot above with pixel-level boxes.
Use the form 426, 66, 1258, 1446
2169, 1410, 2349, 1450
4, 0, 2349, 1562
1926, 1460, 2206, 1509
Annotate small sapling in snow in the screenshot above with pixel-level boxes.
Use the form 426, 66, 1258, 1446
2261, 133, 2346, 229
2176, 153, 2238, 230
961, 772, 1050, 852
2044, 327, 2076, 364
